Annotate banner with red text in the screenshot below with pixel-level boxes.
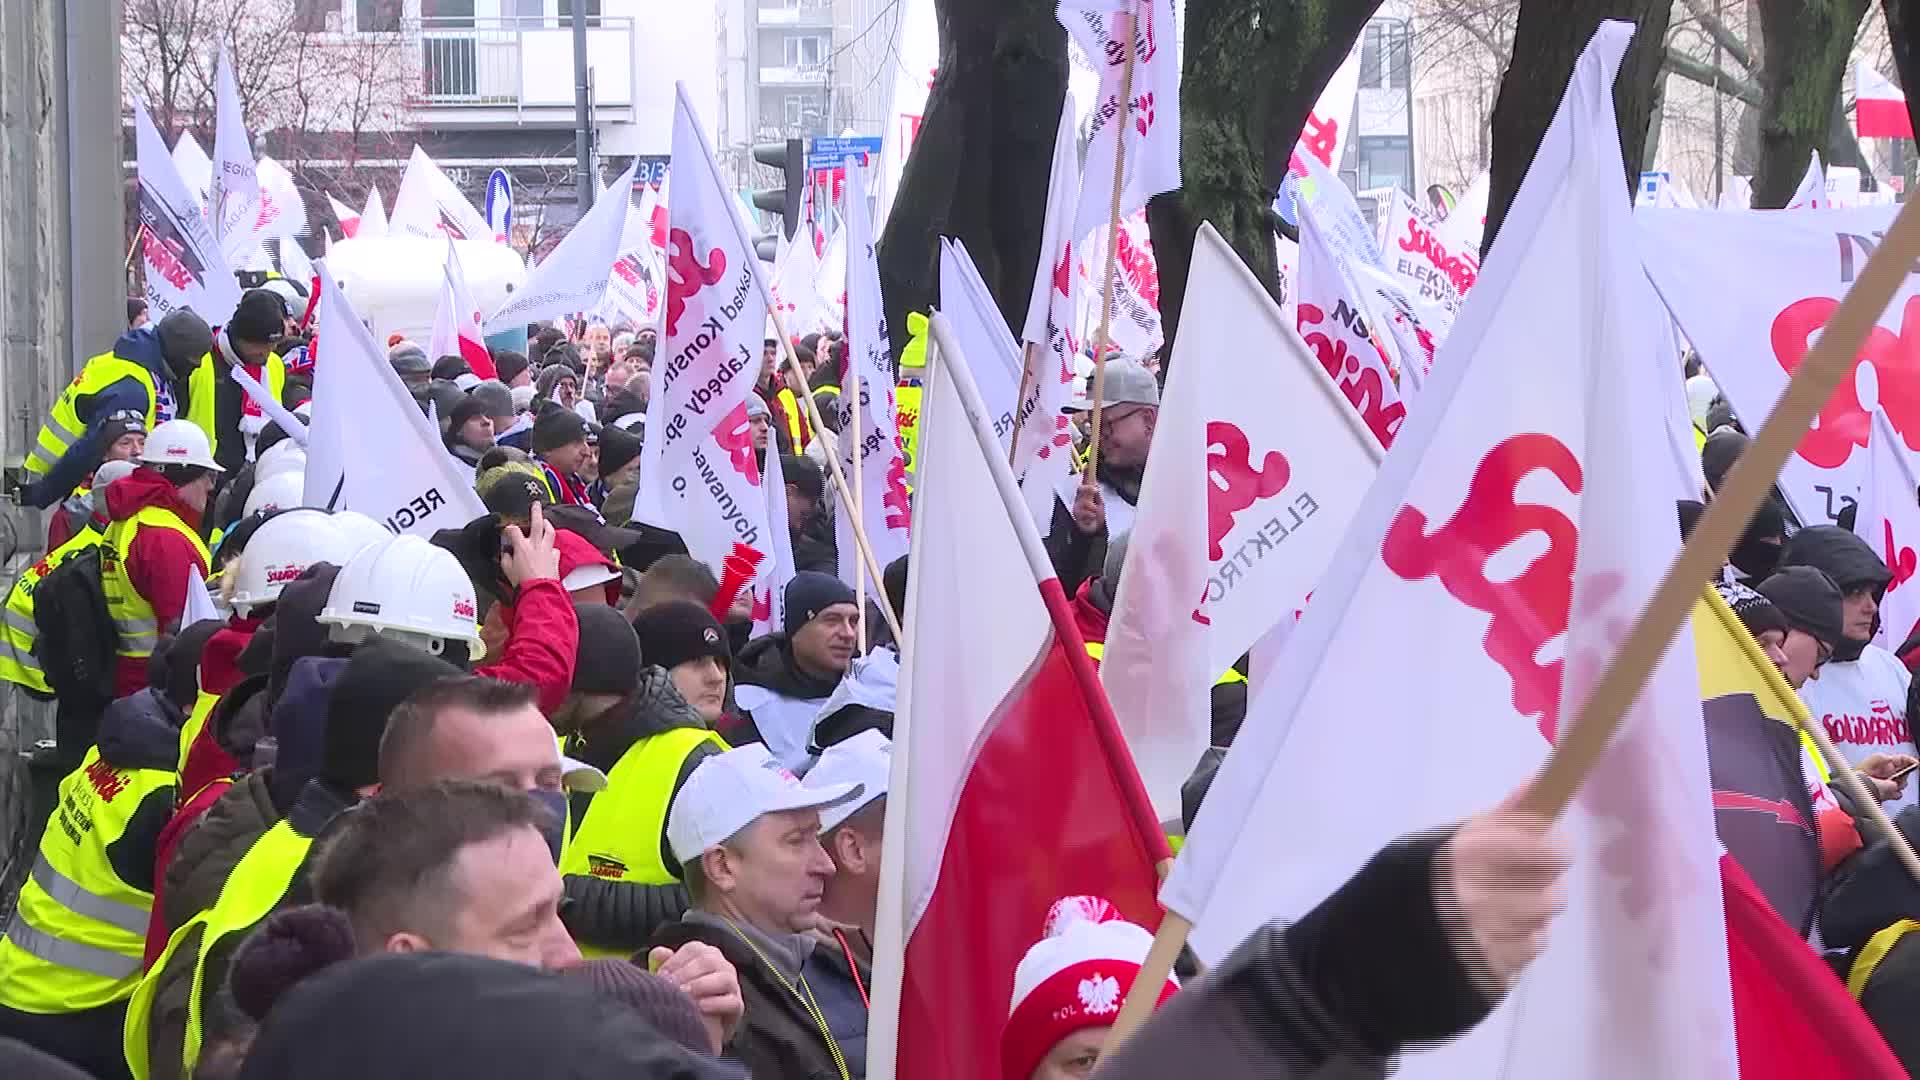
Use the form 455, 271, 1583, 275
1057, 0, 1181, 243
1296, 205, 1407, 450
1016, 92, 1087, 535
835, 160, 913, 588
1381, 186, 1477, 324
1636, 203, 1914, 525
1294, 47, 1361, 173
633, 85, 776, 576
1859, 409, 1920, 653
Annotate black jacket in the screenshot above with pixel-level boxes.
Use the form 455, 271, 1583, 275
1096, 831, 1495, 1079
1043, 462, 1144, 598
94, 687, 185, 894
725, 634, 841, 750
790, 509, 838, 575
561, 668, 725, 952
1820, 805, 1920, 1074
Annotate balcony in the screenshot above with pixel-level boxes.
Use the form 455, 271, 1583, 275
759, 65, 830, 87
414, 16, 635, 110
756, 2, 835, 28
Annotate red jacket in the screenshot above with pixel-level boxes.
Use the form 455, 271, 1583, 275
143, 775, 231, 967
476, 578, 579, 716
198, 614, 264, 699
1071, 578, 1109, 648
106, 468, 208, 699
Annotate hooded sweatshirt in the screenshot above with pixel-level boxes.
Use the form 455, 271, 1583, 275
1778, 526, 1917, 814
107, 468, 211, 699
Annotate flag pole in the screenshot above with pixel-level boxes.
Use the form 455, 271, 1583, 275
1800, 702, 1920, 884
1524, 192, 1920, 818
1083, 7, 1139, 482
850, 350, 870, 652
1008, 340, 1040, 468
768, 303, 906, 645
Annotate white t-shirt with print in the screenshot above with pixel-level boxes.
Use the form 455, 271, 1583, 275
1800, 643, 1918, 817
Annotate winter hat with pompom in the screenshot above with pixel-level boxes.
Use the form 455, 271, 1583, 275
999, 896, 1178, 1080
563, 958, 711, 1055
227, 904, 358, 1023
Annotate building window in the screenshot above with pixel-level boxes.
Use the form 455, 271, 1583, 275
558, 0, 602, 26
784, 35, 825, 67
1359, 22, 1409, 90
784, 94, 806, 126
291, 0, 336, 33
1356, 135, 1411, 193
356, 0, 401, 32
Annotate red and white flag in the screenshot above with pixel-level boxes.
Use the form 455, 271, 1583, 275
1057, 0, 1181, 243
834, 161, 913, 588
1166, 24, 1742, 1076
429, 238, 498, 380
1295, 46, 1361, 172
1859, 408, 1920, 653
329, 195, 362, 239
1857, 63, 1914, 140
632, 84, 775, 578
391, 145, 491, 242
133, 96, 240, 323
210, 47, 262, 264
867, 310, 1170, 1080
1015, 92, 1086, 533
1102, 223, 1382, 819
1296, 203, 1407, 449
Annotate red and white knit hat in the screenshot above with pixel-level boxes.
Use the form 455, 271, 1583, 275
999, 896, 1179, 1080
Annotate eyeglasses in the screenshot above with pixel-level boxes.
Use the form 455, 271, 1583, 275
1815, 640, 1835, 669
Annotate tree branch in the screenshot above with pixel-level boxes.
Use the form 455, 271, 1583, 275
1679, 0, 1755, 72
1663, 46, 1764, 106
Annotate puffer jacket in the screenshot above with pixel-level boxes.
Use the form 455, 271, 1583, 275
562, 667, 725, 952
476, 577, 579, 715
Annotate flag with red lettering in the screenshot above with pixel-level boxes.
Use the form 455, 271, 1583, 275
1381, 187, 1477, 323
211, 47, 263, 264
867, 310, 1169, 1080
1295, 46, 1361, 173
1859, 409, 1920, 654
429, 238, 498, 380
834, 161, 912, 589
1296, 206, 1408, 450
603, 185, 667, 329
391, 145, 492, 243
133, 96, 241, 324
632, 84, 775, 578
1057, 0, 1181, 244
1102, 222, 1382, 819
1165, 24, 1741, 1077
1635, 202, 1913, 526
329, 195, 361, 239
1015, 93, 1085, 534
254, 156, 310, 244
1857, 64, 1914, 140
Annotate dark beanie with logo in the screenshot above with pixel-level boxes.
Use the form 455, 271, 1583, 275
632, 600, 731, 672
323, 643, 461, 790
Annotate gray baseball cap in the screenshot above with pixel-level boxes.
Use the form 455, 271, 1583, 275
1096, 358, 1160, 408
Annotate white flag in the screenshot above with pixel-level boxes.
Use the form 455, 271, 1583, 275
632, 85, 777, 575
133, 97, 241, 324
487, 161, 637, 329
254, 156, 310, 240
390, 145, 491, 243
183, 566, 220, 627
304, 259, 486, 535
834, 160, 913, 589
1295, 46, 1361, 172
1103, 223, 1382, 820
1014, 95, 1087, 536
1379, 187, 1477, 323
936, 239, 1025, 453
172, 133, 212, 211
1434, 171, 1489, 261
816, 222, 848, 331
1788, 150, 1827, 209
211, 48, 262, 263
1860, 408, 1920, 653
1166, 24, 1735, 1077
752, 445, 797, 637
1296, 202, 1407, 449
1057, 0, 1181, 243
360, 185, 389, 240
770, 227, 824, 337
430, 237, 496, 378
1635, 202, 1910, 525
872, 0, 939, 230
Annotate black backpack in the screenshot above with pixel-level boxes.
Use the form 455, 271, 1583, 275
31, 544, 119, 709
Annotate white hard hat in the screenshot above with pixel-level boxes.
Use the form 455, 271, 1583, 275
91, 459, 139, 492
243, 471, 305, 517
316, 533, 482, 654
327, 511, 394, 557
255, 440, 307, 484
229, 509, 355, 616
140, 419, 224, 472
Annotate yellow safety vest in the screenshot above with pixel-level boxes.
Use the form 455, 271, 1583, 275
100, 505, 211, 662
775, 385, 812, 449
1848, 918, 1920, 999
1084, 641, 1247, 688
123, 819, 309, 1080
0, 746, 172, 1013
0, 522, 105, 694
176, 690, 220, 779
26, 354, 158, 477
185, 350, 286, 464
560, 727, 726, 958
895, 382, 923, 475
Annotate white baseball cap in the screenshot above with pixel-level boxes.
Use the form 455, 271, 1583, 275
667, 744, 863, 864
804, 729, 891, 833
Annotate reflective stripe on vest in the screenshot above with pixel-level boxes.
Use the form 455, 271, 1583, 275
0, 524, 105, 694
26, 354, 158, 477
561, 727, 727, 958
0, 746, 170, 1013
101, 505, 211, 659
1848, 918, 1920, 999
1083, 641, 1245, 687
186, 350, 285, 464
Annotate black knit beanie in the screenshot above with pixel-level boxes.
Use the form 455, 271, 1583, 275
572, 604, 642, 697
1757, 566, 1848, 651
323, 643, 461, 789
631, 601, 730, 673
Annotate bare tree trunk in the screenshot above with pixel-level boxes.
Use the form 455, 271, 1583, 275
874, 0, 1066, 364
1881, 0, 1920, 147
1483, 2, 1672, 259
1749, 0, 1869, 207
1145, 0, 1383, 362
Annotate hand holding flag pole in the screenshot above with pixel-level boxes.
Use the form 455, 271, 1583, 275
1083, 6, 1139, 482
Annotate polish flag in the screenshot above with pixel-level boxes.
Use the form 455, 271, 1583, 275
428, 237, 498, 379
1857, 63, 1914, 140
867, 310, 1170, 1080
329, 195, 362, 239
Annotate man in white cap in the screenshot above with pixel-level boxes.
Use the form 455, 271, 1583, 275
650, 744, 871, 1079
1045, 357, 1157, 597
804, 730, 890, 965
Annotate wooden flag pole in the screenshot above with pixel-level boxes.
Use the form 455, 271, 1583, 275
1083, 8, 1138, 483
766, 304, 906, 645
850, 355, 870, 652
125, 225, 145, 272
1107, 180, 1920, 1060
1008, 340, 1041, 468
1800, 702, 1920, 884
1522, 190, 1920, 819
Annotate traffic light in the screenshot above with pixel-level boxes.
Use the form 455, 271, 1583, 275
751, 137, 805, 240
